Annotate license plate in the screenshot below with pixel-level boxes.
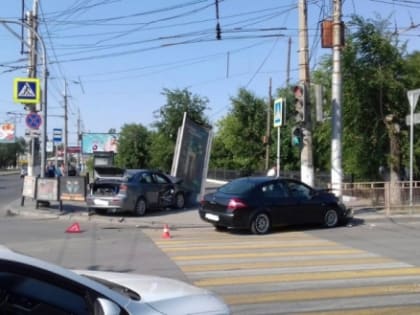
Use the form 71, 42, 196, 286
94, 199, 109, 206
205, 213, 219, 222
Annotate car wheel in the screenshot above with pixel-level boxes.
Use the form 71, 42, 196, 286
135, 198, 147, 216
324, 209, 338, 228
250, 212, 271, 235
174, 193, 185, 209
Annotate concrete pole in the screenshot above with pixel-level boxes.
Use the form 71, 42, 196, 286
298, 0, 314, 186
77, 109, 81, 172
265, 78, 272, 170
286, 37, 291, 87
1, 17, 47, 177
331, 0, 343, 198
64, 81, 68, 176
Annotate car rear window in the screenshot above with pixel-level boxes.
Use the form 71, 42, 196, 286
218, 178, 256, 194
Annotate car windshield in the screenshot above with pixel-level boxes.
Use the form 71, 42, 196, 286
218, 178, 257, 194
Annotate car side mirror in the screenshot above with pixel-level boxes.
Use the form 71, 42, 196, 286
93, 298, 121, 315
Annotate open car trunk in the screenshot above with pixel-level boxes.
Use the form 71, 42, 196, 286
90, 166, 126, 196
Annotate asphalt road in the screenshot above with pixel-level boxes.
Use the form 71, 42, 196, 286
2, 173, 420, 314
0, 173, 23, 205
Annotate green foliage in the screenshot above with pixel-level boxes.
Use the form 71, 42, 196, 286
211, 88, 267, 173
148, 131, 174, 172
0, 137, 26, 168
153, 88, 210, 138
150, 88, 210, 171
115, 123, 151, 169
340, 15, 408, 180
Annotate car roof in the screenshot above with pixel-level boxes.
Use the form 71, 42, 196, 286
0, 246, 130, 306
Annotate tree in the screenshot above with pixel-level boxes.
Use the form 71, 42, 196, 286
342, 15, 408, 184
150, 88, 210, 171
115, 123, 151, 169
0, 137, 26, 168
211, 88, 267, 173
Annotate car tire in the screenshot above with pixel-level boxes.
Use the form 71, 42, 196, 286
174, 193, 185, 209
250, 212, 271, 235
135, 198, 147, 216
324, 209, 338, 228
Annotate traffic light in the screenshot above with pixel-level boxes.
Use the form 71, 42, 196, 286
292, 126, 303, 147
293, 84, 306, 123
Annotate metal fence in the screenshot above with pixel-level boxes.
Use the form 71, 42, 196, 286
342, 181, 420, 215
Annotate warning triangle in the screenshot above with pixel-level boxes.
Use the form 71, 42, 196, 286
65, 222, 82, 233
18, 83, 36, 98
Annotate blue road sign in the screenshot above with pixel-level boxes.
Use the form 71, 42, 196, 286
13, 77, 41, 104
53, 128, 62, 143
25, 112, 42, 129
273, 98, 285, 128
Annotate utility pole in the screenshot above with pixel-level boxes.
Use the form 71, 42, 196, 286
26, 0, 39, 177
77, 108, 81, 172
63, 81, 68, 175
331, 0, 343, 197
286, 37, 292, 87
265, 78, 272, 170
298, 0, 314, 186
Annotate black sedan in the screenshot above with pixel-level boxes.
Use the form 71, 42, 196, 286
199, 176, 353, 234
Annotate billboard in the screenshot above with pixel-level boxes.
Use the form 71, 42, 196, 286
0, 123, 16, 143
81, 133, 119, 154
171, 114, 212, 201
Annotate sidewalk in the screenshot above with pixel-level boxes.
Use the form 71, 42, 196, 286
3, 173, 420, 227
4, 196, 208, 229
6, 194, 420, 230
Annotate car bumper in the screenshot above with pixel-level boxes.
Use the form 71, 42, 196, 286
199, 208, 249, 229
86, 195, 128, 212
340, 206, 353, 224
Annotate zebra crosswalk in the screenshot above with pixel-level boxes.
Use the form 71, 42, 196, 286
145, 227, 420, 314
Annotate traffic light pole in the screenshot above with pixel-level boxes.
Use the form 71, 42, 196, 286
331, 0, 343, 198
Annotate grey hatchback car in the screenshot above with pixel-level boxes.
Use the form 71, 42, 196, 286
86, 167, 187, 216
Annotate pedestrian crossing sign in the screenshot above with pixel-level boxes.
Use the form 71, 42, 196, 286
13, 77, 41, 105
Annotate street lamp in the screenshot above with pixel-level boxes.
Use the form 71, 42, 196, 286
0, 19, 48, 178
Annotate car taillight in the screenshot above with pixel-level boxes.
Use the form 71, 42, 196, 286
119, 184, 127, 195
227, 198, 247, 211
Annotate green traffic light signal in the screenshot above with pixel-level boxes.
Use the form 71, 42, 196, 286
292, 127, 303, 147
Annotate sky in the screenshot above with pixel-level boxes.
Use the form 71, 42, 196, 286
1, 0, 420, 147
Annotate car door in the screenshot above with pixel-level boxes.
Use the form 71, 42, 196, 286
152, 172, 175, 208
137, 171, 160, 208
261, 180, 297, 226
0, 261, 94, 315
285, 179, 322, 224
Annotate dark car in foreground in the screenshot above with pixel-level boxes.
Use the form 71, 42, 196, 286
86, 167, 187, 216
199, 176, 353, 234
0, 246, 230, 315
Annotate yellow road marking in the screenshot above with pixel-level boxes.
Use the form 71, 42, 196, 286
224, 283, 420, 305
153, 233, 313, 246
173, 249, 364, 261
194, 267, 420, 286
180, 257, 395, 272
295, 305, 420, 315
160, 240, 339, 252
